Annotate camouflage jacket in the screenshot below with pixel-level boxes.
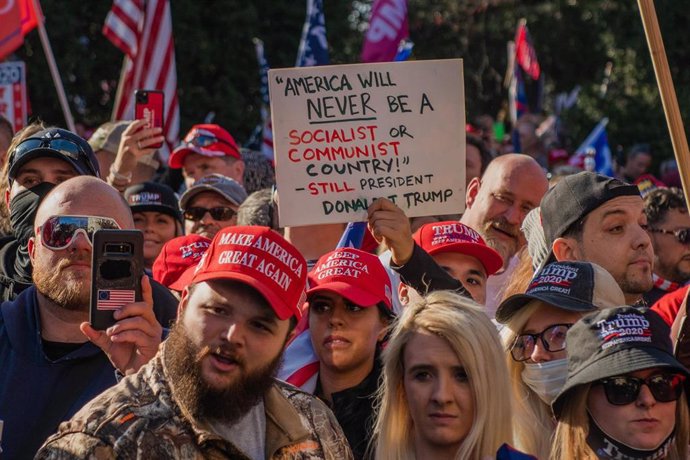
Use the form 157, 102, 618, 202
35, 349, 353, 460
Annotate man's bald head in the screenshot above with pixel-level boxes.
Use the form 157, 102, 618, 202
482, 153, 544, 182
461, 154, 547, 266
36, 176, 134, 229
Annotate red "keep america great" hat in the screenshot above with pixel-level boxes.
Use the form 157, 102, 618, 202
307, 247, 393, 312
189, 226, 307, 320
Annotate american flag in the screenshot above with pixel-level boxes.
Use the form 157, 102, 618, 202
295, 0, 329, 67
253, 38, 274, 162
102, 0, 180, 161
97, 289, 136, 310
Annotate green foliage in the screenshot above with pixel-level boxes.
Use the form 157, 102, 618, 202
10, 0, 690, 164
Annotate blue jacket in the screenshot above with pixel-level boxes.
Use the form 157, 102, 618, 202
0, 287, 118, 460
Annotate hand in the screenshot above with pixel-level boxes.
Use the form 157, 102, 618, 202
367, 198, 414, 266
81, 276, 162, 375
111, 119, 164, 173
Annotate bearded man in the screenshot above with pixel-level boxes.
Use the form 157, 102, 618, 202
37, 226, 352, 459
0, 176, 163, 459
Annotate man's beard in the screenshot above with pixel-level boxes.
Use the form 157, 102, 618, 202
619, 270, 654, 296
32, 256, 90, 311
655, 256, 690, 284
191, 222, 220, 239
164, 322, 281, 423
481, 216, 519, 265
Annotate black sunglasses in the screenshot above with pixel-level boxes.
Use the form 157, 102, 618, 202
9, 137, 98, 178
597, 372, 686, 406
184, 206, 237, 222
510, 323, 573, 362
647, 227, 690, 245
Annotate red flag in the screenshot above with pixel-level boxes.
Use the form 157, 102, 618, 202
103, 0, 179, 160
0, 0, 40, 61
514, 21, 540, 80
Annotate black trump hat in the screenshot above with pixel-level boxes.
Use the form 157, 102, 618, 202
551, 307, 689, 418
125, 182, 182, 224
495, 261, 625, 323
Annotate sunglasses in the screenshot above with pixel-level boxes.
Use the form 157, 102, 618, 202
597, 372, 686, 405
647, 227, 690, 245
510, 323, 573, 362
9, 137, 98, 178
37, 215, 121, 250
184, 206, 237, 222
184, 132, 237, 151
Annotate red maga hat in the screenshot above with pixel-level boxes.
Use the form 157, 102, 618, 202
153, 234, 211, 292
189, 226, 307, 320
413, 221, 503, 276
307, 247, 393, 311
169, 124, 241, 169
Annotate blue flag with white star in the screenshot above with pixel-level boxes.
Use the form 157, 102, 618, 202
295, 0, 329, 67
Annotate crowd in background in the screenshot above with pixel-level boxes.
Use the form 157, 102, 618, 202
0, 110, 689, 460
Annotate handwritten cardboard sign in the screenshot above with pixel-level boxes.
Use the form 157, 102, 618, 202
269, 59, 466, 226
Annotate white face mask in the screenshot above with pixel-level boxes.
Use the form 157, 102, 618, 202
521, 358, 569, 404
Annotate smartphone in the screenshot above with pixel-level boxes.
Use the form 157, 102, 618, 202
90, 230, 144, 330
134, 89, 165, 148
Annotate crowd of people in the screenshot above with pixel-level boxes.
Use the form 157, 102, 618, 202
0, 111, 689, 460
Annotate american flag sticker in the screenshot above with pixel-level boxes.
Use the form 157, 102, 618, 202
97, 289, 135, 310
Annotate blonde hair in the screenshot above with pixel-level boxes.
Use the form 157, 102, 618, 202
551, 384, 690, 460
373, 291, 512, 460
500, 300, 556, 458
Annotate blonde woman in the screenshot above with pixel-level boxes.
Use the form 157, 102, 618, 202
496, 261, 626, 458
373, 290, 523, 460
551, 307, 690, 460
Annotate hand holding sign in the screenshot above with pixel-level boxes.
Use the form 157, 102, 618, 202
368, 198, 414, 266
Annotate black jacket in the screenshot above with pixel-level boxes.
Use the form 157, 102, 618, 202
317, 358, 382, 460
392, 243, 472, 300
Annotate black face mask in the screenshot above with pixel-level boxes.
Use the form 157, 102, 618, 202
9, 182, 56, 283
587, 412, 675, 460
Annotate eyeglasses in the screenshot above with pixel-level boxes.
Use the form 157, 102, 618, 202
597, 372, 686, 405
510, 323, 573, 362
37, 215, 121, 250
647, 227, 690, 245
184, 206, 237, 222
9, 137, 98, 178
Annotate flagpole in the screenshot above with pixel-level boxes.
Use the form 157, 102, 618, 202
637, 0, 690, 204
111, 59, 128, 121
31, 0, 75, 132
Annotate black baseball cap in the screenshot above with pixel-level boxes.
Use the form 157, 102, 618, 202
539, 172, 640, 269
124, 182, 182, 224
495, 261, 626, 323
8, 128, 100, 183
552, 307, 689, 418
